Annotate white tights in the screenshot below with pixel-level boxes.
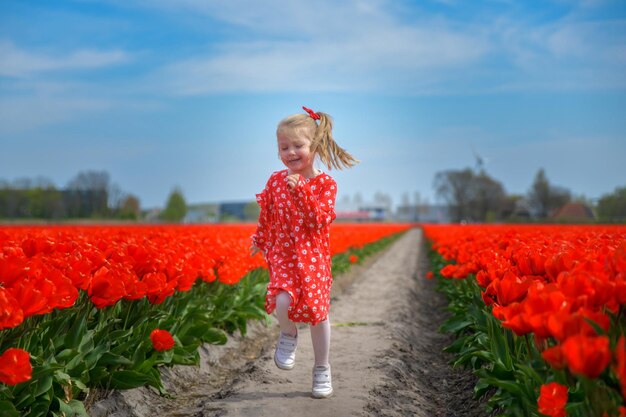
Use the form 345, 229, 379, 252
275, 291, 331, 367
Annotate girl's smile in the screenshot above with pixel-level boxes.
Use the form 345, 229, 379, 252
277, 132, 316, 178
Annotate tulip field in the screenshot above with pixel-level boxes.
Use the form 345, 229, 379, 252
423, 224, 626, 417
3, 222, 624, 417
0, 223, 411, 416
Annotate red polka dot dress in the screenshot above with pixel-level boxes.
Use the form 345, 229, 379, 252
252, 169, 337, 326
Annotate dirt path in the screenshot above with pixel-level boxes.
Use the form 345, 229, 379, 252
90, 228, 486, 417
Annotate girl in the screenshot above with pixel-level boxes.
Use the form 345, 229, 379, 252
250, 106, 358, 399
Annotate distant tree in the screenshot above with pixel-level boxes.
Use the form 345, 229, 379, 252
243, 201, 261, 221
118, 195, 141, 220
0, 172, 143, 220
67, 171, 110, 192
500, 194, 528, 220
528, 169, 550, 217
108, 183, 124, 212
33, 176, 55, 189
528, 169, 571, 218
470, 171, 506, 222
27, 187, 64, 219
1, 189, 29, 218
596, 186, 626, 222
12, 177, 33, 189
433, 168, 474, 222
108, 182, 141, 220
26, 176, 62, 219
0, 189, 14, 218
161, 187, 187, 223
434, 168, 506, 222
66, 170, 110, 217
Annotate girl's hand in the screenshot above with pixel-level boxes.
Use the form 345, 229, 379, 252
250, 244, 261, 257
286, 174, 300, 190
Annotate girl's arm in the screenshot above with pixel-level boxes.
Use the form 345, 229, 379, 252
290, 176, 337, 230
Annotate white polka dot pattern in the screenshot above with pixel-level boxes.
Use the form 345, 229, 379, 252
251, 169, 337, 325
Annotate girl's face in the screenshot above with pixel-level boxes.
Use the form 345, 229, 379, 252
277, 131, 316, 178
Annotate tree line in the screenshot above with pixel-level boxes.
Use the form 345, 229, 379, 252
434, 167, 626, 223
0, 171, 140, 220
3, 168, 624, 224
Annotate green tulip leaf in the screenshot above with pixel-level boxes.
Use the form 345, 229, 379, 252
107, 370, 151, 390
0, 401, 19, 417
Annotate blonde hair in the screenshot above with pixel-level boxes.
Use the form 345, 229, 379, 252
276, 111, 359, 170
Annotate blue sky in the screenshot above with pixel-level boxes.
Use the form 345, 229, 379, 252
1, 0, 625, 209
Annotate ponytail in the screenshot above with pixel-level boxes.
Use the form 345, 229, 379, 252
311, 112, 359, 171
278, 107, 360, 171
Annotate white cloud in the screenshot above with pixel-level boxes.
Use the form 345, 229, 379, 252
0, 40, 130, 77
160, 39, 484, 94
2, 0, 624, 121
148, 2, 490, 95
546, 20, 626, 62
475, 12, 626, 92
127, 0, 626, 95
134, 0, 393, 36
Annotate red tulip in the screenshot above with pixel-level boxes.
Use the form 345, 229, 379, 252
542, 345, 566, 370
47, 268, 79, 310
545, 251, 574, 282
9, 277, 52, 318
523, 283, 569, 339
88, 266, 127, 309
515, 250, 546, 276
0, 248, 27, 288
547, 308, 610, 342
0, 287, 23, 330
0, 348, 32, 385
21, 236, 54, 257
561, 334, 611, 379
440, 264, 458, 278
537, 382, 568, 417
490, 271, 532, 306
150, 329, 175, 351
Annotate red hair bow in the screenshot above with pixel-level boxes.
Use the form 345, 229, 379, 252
302, 106, 320, 120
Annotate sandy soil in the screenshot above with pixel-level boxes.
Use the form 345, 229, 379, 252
89, 228, 487, 417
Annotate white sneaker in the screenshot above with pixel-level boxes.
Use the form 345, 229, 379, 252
274, 331, 297, 370
312, 365, 333, 398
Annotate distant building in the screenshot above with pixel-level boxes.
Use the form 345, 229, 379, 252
183, 201, 258, 223
510, 198, 532, 219
335, 210, 371, 221
219, 202, 249, 221
395, 204, 451, 223
143, 208, 162, 222
334, 201, 391, 222
184, 203, 219, 223
551, 202, 595, 221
